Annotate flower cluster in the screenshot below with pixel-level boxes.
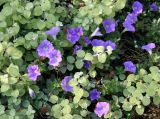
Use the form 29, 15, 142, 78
123, 1, 143, 32
28, 27, 62, 81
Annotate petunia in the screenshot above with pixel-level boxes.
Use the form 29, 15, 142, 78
123, 61, 136, 73
125, 13, 138, 24
150, 3, 159, 12
102, 19, 116, 33
132, 1, 143, 15
66, 27, 83, 44
90, 27, 102, 37
45, 26, 60, 39
28, 88, 36, 99
61, 76, 73, 92
90, 89, 101, 101
48, 49, 62, 67
105, 40, 116, 55
94, 102, 110, 117
27, 65, 41, 81
123, 22, 135, 32
141, 43, 156, 54
91, 39, 106, 47
37, 39, 54, 58
74, 45, 82, 54
84, 36, 91, 45
83, 60, 92, 69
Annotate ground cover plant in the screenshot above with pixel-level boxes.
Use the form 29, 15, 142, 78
0, 0, 160, 119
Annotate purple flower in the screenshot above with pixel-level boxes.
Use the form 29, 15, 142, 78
28, 88, 36, 98
37, 39, 54, 58
84, 36, 91, 45
105, 40, 116, 50
90, 27, 102, 37
45, 27, 60, 39
94, 102, 110, 117
66, 27, 83, 44
74, 45, 82, 54
125, 13, 138, 24
123, 61, 136, 73
91, 39, 106, 47
27, 65, 41, 81
90, 89, 101, 101
123, 21, 135, 32
102, 19, 116, 33
83, 60, 92, 69
141, 43, 156, 54
150, 3, 159, 12
132, 1, 143, 15
48, 49, 62, 67
61, 76, 73, 92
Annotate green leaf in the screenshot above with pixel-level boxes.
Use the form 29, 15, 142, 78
7, 64, 20, 77
1, 84, 10, 92
119, 74, 126, 80
62, 105, 71, 114
73, 115, 82, 119
135, 105, 144, 115
79, 99, 90, 109
41, 0, 51, 11
122, 101, 132, 111
0, 74, 8, 84
127, 86, 136, 93
98, 53, 107, 63
93, 46, 104, 53
80, 110, 88, 117
11, 90, 19, 97
6, 46, 23, 59
153, 96, 160, 105
2, 6, 13, 16
60, 99, 69, 107
25, 2, 34, 10
67, 56, 75, 64
0, 43, 3, 52
37, 20, 46, 30
0, 105, 5, 115
142, 96, 150, 106
49, 95, 58, 104
89, 70, 97, 78
67, 64, 74, 71
75, 60, 84, 69
77, 50, 85, 58
33, 6, 43, 16
84, 53, 93, 61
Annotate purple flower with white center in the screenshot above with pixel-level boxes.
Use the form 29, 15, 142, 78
37, 39, 54, 58
45, 27, 60, 39
141, 43, 156, 54
28, 88, 36, 99
83, 60, 92, 69
102, 19, 116, 33
94, 102, 110, 117
27, 65, 41, 81
123, 61, 136, 73
105, 40, 116, 50
150, 3, 159, 12
90, 89, 101, 101
66, 27, 83, 44
91, 39, 106, 47
74, 45, 82, 54
84, 36, 91, 45
61, 76, 73, 92
105, 40, 116, 55
90, 27, 102, 37
48, 49, 62, 67
132, 1, 143, 15
123, 21, 135, 32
